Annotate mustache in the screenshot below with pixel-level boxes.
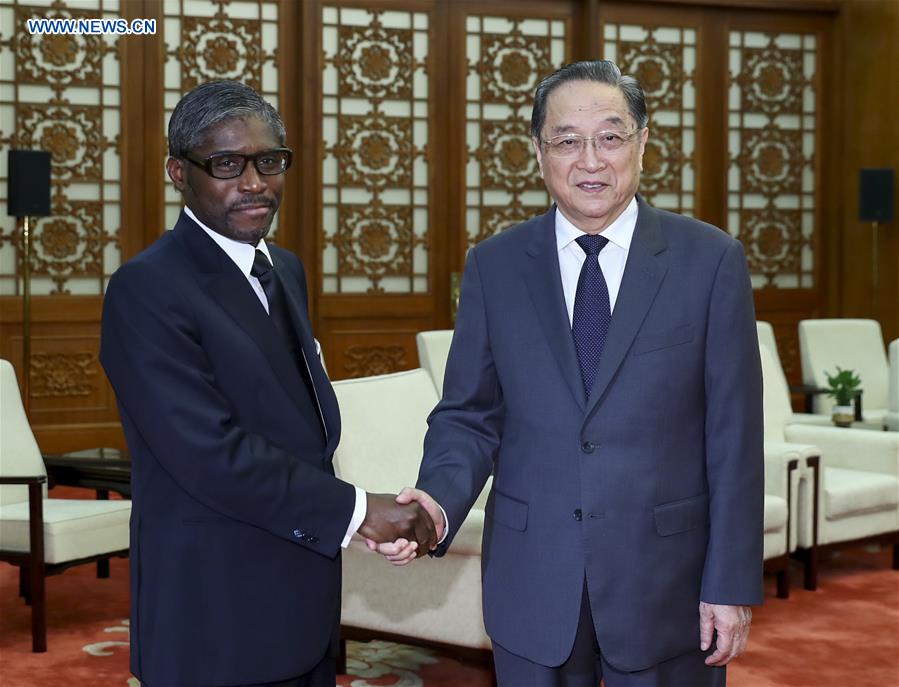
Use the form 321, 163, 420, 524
229, 196, 275, 212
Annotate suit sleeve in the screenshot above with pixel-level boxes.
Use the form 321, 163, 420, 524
417, 248, 503, 554
700, 239, 765, 605
100, 260, 356, 558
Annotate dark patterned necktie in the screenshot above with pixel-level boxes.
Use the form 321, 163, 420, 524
251, 249, 320, 426
572, 234, 611, 397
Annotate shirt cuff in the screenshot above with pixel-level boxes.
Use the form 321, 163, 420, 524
437, 503, 449, 545
342, 486, 367, 548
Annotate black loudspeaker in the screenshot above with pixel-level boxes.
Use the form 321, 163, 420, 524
859, 168, 894, 223
7, 149, 52, 217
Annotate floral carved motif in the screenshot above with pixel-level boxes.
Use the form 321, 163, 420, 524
741, 207, 803, 286
177, 13, 264, 91
333, 114, 413, 189
477, 28, 552, 106
343, 345, 408, 378
17, 192, 116, 293
618, 37, 685, 112
30, 352, 97, 398
333, 17, 414, 100
639, 126, 684, 195
736, 40, 805, 118
737, 129, 803, 195
14, 5, 106, 89
332, 202, 421, 292
476, 121, 543, 192
17, 104, 105, 182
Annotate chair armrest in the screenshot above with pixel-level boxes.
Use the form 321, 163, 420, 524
0, 476, 47, 485
763, 443, 800, 498
783, 424, 899, 475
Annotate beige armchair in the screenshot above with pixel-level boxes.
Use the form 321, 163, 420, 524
762, 443, 800, 598
0, 359, 130, 652
415, 330, 453, 396
759, 345, 899, 589
331, 368, 491, 660
798, 318, 889, 428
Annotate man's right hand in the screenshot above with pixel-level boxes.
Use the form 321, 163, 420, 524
358, 492, 437, 552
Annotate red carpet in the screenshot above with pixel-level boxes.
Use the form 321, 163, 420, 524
1, 492, 897, 686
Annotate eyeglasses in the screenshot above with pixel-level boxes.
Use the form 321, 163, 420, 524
181, 147, 293, 179
541, 130, 641, 158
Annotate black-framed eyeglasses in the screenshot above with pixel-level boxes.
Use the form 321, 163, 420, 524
181, 147, 293, 179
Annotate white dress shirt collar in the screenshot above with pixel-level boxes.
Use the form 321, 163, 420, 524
554, 196, 639, 253
184, 206, 272, 277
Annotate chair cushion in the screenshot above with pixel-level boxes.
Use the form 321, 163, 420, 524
0, 498, 130, 564
764, 494, 787, 534
824, 468, 899, 520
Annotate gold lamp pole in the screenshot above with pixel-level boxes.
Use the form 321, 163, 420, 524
21, 215, 32, 415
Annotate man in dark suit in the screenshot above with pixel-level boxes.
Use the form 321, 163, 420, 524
380, 61, 764, 686
100, 81, 436, 687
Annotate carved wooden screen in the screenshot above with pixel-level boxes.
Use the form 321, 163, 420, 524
602, 22, 696, 216
0, 0, 123, 296
321, 5, 429, 295
161, 0, 280, 235
464, 13, 568, 247
728, 30, 817, 290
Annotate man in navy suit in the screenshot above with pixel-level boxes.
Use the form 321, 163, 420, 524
381, 61, 764, 686
100, 81, 437, 687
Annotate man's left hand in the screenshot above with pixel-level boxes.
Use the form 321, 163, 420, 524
699, 602, 752, 666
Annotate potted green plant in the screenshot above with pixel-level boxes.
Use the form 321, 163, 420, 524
825, 366, 862, 427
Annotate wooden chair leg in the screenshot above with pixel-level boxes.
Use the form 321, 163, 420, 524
27, 482, 47, 652
776, 568, 790, 599
803, 547, 818, 591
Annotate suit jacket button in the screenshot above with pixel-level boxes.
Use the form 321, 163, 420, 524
309, 536, 319, 544
580, 441, 595, 454
573, 509, 582, 521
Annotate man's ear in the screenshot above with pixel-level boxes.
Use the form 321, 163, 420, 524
166, 156, 186, 192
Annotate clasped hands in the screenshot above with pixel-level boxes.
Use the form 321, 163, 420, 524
357, 488, 445, 566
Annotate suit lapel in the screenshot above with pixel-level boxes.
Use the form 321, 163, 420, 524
272, 250, 341, 454
586, 200, 668, 416
524, 208, 586, 411
173, 214, 314, 421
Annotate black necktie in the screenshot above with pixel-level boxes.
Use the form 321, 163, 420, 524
251, 250, 321, 428
572, 234, 611, 398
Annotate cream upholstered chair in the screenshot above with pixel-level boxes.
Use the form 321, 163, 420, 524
415, 330, 454, 396
757, 321, 831, 429
762, 443, 800, 598
332, 368, 491, 659
759, 345, 899, 588
799, 319, 889, 428
886, 339, 899, 432
0, 359, 131, 652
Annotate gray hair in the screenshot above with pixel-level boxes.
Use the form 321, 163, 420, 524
531, 60, 649, 138
167, 80, 286, 157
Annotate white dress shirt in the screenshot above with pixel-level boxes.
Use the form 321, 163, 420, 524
555, 196, 638, 324
184, 206, 366, 547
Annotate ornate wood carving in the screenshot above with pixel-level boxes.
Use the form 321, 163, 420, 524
0, 0, 122, 295
604, 23, 696, 215
321, 7, 430, 294
465, 15, 567, 247
30, 351, 97, 398
343, 344, 407, 378
728, 32, 817, 289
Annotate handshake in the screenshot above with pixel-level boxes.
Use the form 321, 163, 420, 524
358, 488, 445, 566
